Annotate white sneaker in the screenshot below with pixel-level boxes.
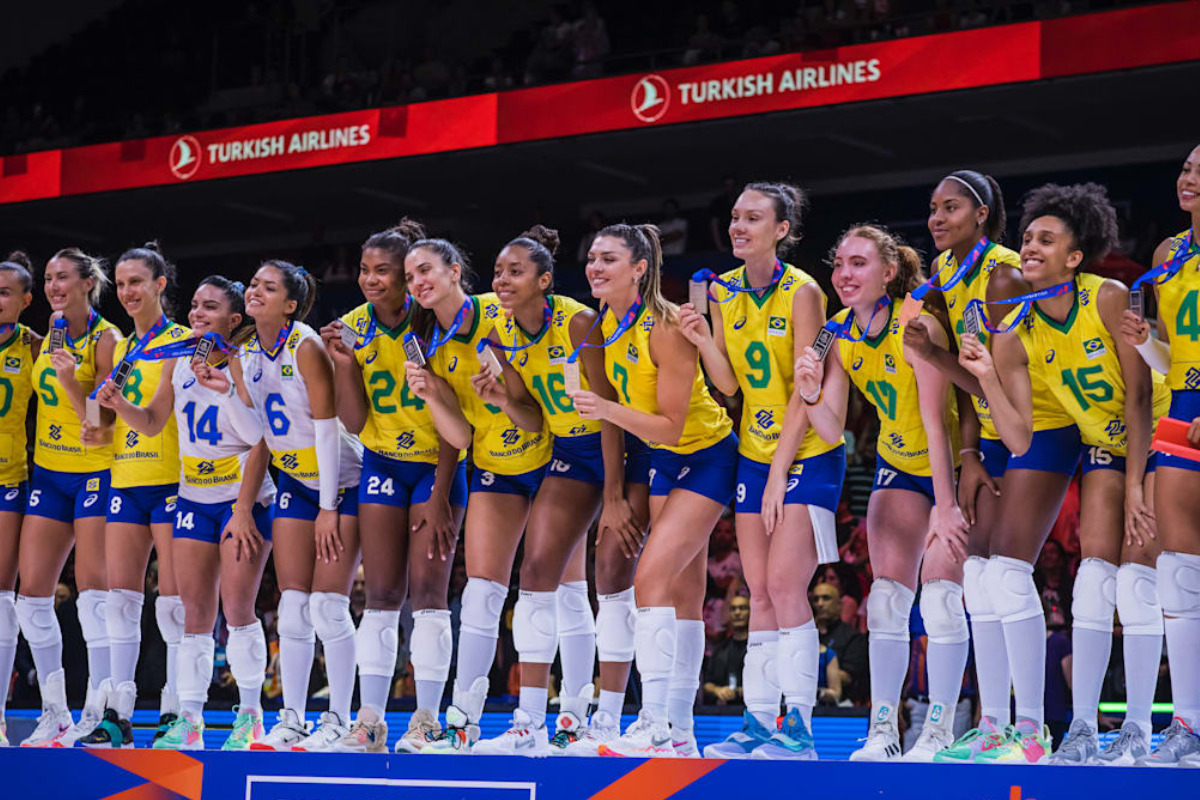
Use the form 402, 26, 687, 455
671, 726, 700, 758
20, 705, 74, 747
598, 712, 675, 758
332, 709, 388, 754
901, 708, 955, 762
292, 711, 350, 752
421, 703, 480, 754
249, 708, 310, 751
849, 706, 903, 762
473, 708, 550, 756
563, 710, 620, 756
58, 701, 105, 748
395, 708, 441, 754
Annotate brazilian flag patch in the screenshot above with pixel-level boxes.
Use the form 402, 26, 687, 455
626, 342, 639, 363
1083, 337, 1107, 359
767, 316, 787, 336
4, 356, 20, 373
281, 364, 294, 377
548, 345, 566, 363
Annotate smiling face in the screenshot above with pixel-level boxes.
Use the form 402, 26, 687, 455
1019, 215, 1081, 286
245, 265, 295, 321
0, 270, 32, 325
729, 190, 787, 261
928, 179, 987, 253
831, 234, 894, 308
586, 234, 642, 303
43, 256, 94, 313
359, 246, 408, 310
492, 244, 550, 311
188, 283, 240, 338
115, 259, 166, 321
404, 245, 461, 310
1178, 144, 1200, 215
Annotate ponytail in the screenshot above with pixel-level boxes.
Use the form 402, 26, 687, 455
597, 222, 675, 323
262, 259, 317, 321
508, 224, 560, 295
0, 250, 34, 293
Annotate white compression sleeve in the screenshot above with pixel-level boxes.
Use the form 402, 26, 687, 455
1133, 336, 1170, 375
313, 417, 341, 510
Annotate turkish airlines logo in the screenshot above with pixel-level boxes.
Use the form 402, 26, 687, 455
631, 75, 670, 123
169, 135, 202, 180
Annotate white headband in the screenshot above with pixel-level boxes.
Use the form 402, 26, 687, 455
945, 175, 987, 208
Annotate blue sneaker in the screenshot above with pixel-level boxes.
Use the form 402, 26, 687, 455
751, 708, 817, 760
702, 710, 775, 758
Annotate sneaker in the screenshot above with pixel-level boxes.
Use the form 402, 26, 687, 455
975, 720, 1051, 764
20, 705, 73, 747
332, 709, 388, 754
222, 706, 265, 751
849, 706, 902, 762
1136, 717, 1200, 766
1095, 720, 1149, 766
249, 708, 310, 751
598, 712, 675, 758
703, 710, 775, 759
58, 703, 105, 748
1045, 718, 1098, 765
292, 711, 350, 752
153, 713, 178, 745
547, 711, 585, 755
671, 726, 700, 758
473, 708, 550, 756
563, 710, 620, 756
153, 713, 204, 750
395, 708, 441, 754
933, 719, 1007, 764
79, 709, 135, 749
751, 708, 817, 761
902, 707, 956, 763
421, 704, 479, 754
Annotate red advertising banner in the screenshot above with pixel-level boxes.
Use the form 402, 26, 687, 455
1, 1, 1196, 205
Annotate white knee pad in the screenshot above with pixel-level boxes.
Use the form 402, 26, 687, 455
410, 608, 452, 682
983, 556, 1042, 624
356, 608, 400, 677
557, 582, 595, 637
778, 623, 819, 703
310, 592, 355, 644
0, 591, 17, 646
596, 588, 636, 662
226, 621, 267, 686
1116, 563, 1163, 636
633, 606, 676, 682
1157, 551, 1200, 619
742, 638, 780, 709
514, 590, 558, 664
1072, 558, 1118, 634
155, 595, 185, 645
920, 580, 969, 645
460, 578, 507, 638
16, 595, 61, 649
177, 633, 215, 705
277, 589, 315, 643
866, 579, 914, 643
77, 589, 109, 646
105, 589, 144, 645
962, 556, 996, 622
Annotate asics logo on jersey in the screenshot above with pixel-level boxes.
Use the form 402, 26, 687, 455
448, 356, 458, 372
888, 432, 905, 449
125, 431, 139, 448
365, 351, 378, 365
253, 370, 263, 382
4, 489, 18, 501
786, 477, 800, 492
396, 432, 415, 450
280, 453, 299, 470
948, 296, 957, 309
852, 357, 863, 371
501, 427, 521, 446
1045, 350, 1055, 364
197, 461, 216, 475
49, 424, 62, 441
733, 316, 747, 330
182, 378, 196, 389
755, 409, 774, 429
1186, 367, 1200, 390
517, 353, 528, 367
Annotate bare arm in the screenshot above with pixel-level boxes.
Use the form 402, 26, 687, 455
908, 317, 958, 512
963, 329, 1034, 456
405, 363, 472, 451
678, 299, 739, 396
794, 339, 849, 444
94, 357, 178, 436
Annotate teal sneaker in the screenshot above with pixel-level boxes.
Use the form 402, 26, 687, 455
153, 712, 179, 745
78, 709, 134, 749
154, 713, 204, 750
750, 708, 817, 760
703, 710, 775, 758
222, 706, 264, 751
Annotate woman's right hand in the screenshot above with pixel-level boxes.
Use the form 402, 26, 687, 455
93, 378, 126, 411
677, 304, 712, 348
320, 321, 356, 366
1119, 309, 1151, 348
192, 361, 232, 394
958, 335, 995, 381
956, 451, 1000, 527
405, 362, 432, 400
794, 347, 823, 400
50, 348, 78, 382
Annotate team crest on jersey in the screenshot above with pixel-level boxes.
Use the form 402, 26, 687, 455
281, 364, 294, 378
485, 303, 500, 320
1185, 367, 1200, 390
1105, 418, 1126, 440
125, 431, 139, 448
501, 427, 521, 446
280, 453, 299, 470
852, 356, 863, 371
169, 327, 185, 339
568, 424, 588, 436
85, 477, 100, 491
49, 424, 63, 441
754, 409, 774, 430
780, 274, 795, 292
768, 316, 787, 336
3, 356, 20, 373
733, 316, 747, 330
883, 354, 897, 374
1083, 337, 1106, 359
1080, 288, 1091, 307
197, 460, 216, 475
287, 331, 300, 349
396, 431, 415, 450
640, 315, 655, 333
888, 432, 905, 449
626, 342, 639, 363
548, 345, 566, 364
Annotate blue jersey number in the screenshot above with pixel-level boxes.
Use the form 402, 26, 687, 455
182, 400, 223, 445
265, 393, 291, 436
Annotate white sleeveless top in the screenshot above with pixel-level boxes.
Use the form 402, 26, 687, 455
242, 321, 362, 490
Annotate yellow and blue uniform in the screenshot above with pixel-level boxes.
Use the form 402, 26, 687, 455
428, 293, 551, 497
1029, 272, 1170, 474
0, 324, 35, 513
602, 301, 737, 504
713, 263, 846, 517
108, 320, 189, 526
342, 303, 467, 509
29, 313, 119, 522
938, 243, 1081, 478
835, 300, 960, 500
1152, 230, 1200, 472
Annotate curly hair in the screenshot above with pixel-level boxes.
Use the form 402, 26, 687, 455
1018, 182, 1118, 271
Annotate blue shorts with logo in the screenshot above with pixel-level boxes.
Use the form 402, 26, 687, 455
107, 483, 178, 526
27, 466, 110, 522
625, 435, 652, 486
979, 426, 1082, 479
873, 455, 937, 502
0, 482, 27, 514
736, 445, 846, 514
546, 433, 605, 487
649, 433, 739, 505
274, 472, 360, 521
1155, 390, 1200, 473
1081, 445, 1158, 475
358, 449, 468, 508
469, 462, 548, 498
173, 496, 274, 545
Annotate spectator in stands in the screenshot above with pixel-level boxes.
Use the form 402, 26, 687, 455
811, 581, 869, 704
572, 1, 610, 78
704, 511, 744, 651
708, 176, 740, 252
659, 198, 689, 257
1035, 539, 1074, 613
814, 562, 865, 631
817, 637, 844, 706
703, 596, 750, 705
1045, 599, 1072, 747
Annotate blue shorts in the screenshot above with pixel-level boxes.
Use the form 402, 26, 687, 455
1081, 445, 1157, 475
469, 463, 548, 498
649, 434, 739, 505
980, 426, 1082, 478
625, 435, 652, 486
1156, 390, 1200, 473
27, 466, 110, 522
173, 496, 274, 544
358, 449, 468, 508
546, 433, 604, 487
107, 483, 178, 526
735, 446, 846, 514
0, 482, 27, 514
274, 472, 359, 521
873, 455, 935, 501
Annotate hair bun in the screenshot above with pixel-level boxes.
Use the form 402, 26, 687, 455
142, 240, 162, 253
522, 224, 560, 256
4, 250, 31, 269
393, 217, 428, 241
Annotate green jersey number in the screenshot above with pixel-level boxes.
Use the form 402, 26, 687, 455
611, 363, 631, 404
37, 368, 58, 406
121, 367, 144, 406
744, 342, 771, 389
368, 369, 398, 414
865, 379, 898, 421
1176, 289, 1200, 342
1060, 365, 1114, 411
531, 373, 574, 415
0, 377, 12, 417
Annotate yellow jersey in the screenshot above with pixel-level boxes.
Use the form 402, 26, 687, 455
1155, 230, 1200, 391
602, 301, 732, 454
110, 320, 189, 488
428, 293, 551, 474
342, 303, 442, 463
500, 295, 601, 440
713, 263, 842, 463
33, 313, 119, 473
939, 242, 1076, 436
0, 325, 35, 486
1029, 273, 1170, 453
836, 300, 959, 476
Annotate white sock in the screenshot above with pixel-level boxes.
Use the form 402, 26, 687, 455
156, 595, 184, 703
1071, 627, 1112, 726
322, 637, 356, 723
177, 633, 214, 723
971, 616, 1011, 724
519, 685, 549, 727
16, 596, 62, 697
556, 581, 596, 699
415, 680, 442, 712
743, 630, 780, 729
598, 689, 624, 720
109, 642, 139, 686
868, 637, 908, 718
1123, 633, 1160, 736
278, 590, 315, 717
1165, 616, 1200, 729
0, 591, 16, 719
667, 619, 704, 733
1003, 615, 1046, 727
634, 607, 676, 721
779, 623, 818, 728
927, 637, 969, 712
